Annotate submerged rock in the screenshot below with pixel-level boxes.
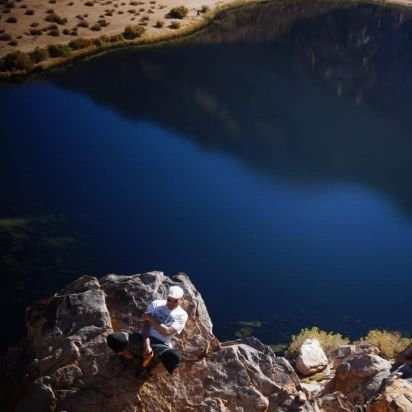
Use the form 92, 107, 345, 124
0, 272, 302, 412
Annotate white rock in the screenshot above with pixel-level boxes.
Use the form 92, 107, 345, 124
296, 339, 328, 376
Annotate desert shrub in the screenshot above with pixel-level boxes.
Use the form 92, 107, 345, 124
108, 33, 123, 42
8, 40, 17, 46
48, 29, 60, 36
25, 9, 34, 15
98, 19, 108, 26
0, 33, 12, 41
5, 1, 15, 9
48, 44, 71, 57
130, 1, 138, 4
154, 20, 164, 28
62, 28, 70, 35
288, 327, 349, 357
168, 6, 188, 19
123, 24, 145, 39
77, 20, 89, 28
49, 0, 56, 3
169, 21, 180, 29
45, 12, 67, 25
46, 8, 55, 13
29, 47, 49, 63
6, 16, 17, 23
90, 23, 101, 31
30, 22, 39, 27
85, 1, 94, 6
200, 5, 209, 13
69, 37, 92, 49
0, 50, 33, 72
92, 37, 103, 47
355, 330, 412, 359
30, 29, 42, 35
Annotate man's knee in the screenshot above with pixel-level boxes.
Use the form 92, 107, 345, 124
159, 349, 182, 374
107, 332, 128, 353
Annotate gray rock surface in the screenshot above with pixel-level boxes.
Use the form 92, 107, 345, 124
326, 353, 392, 404
0, 272, 302, 412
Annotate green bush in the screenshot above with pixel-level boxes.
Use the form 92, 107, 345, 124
69, 37, 92, 49
108, 34, 124, 42
123, 24, 145, 39
47, 44, 71, 57
168, 6, 188, 19
355, 330, 412, 359
0, 50, 33, 72
29, 47, 49, 63
288, 327, 349, 357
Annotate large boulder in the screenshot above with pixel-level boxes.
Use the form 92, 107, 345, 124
367, 375, 412, 411
0, 272, 302, 412
326, 353, 392, 404
295, 339, 328, 376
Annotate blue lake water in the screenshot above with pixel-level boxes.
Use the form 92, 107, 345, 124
1, 0, 412, 351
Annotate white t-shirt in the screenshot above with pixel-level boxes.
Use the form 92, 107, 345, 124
147, 299, 188, 346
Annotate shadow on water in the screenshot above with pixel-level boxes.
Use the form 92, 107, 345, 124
47, 0, 412, 216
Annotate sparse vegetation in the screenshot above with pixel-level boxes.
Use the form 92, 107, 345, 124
6, 16, 17, 23
85, 1, 94, 6
45, 12, 67, 25
77, 20, 89, 28
355, 330, 412, 359
90, 23, 101, 31
48, 29, 60, 36
154, 20, 164, 28
0, 50, 33, 72
123, 24, 145, 39
25, 9, 34, 15
30, 29, 42, 36
29, 47, 49, 63
169, 20, 180, 29
168, 6, 188, 19
47, 43, 71, 57
69, 37, 92, 49
0, 33, 12, 41
288, 327, 349, 357
201, 5, 210, 13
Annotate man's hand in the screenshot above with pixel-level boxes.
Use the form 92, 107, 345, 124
143, 340, 153, 357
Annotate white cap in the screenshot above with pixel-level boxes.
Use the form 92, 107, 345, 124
167, 285, 184, 299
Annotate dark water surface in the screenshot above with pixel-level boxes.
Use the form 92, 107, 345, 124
1, 0, 412, 352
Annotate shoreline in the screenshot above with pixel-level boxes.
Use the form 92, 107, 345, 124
2, 0, 412, 81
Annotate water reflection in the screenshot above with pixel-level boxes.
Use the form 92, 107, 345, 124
48, 0, 412, 215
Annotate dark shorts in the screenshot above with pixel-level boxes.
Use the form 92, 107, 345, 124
108, 332, 182, 374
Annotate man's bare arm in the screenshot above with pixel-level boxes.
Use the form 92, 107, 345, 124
142, 318, 152, 356
143, 313, 177, 337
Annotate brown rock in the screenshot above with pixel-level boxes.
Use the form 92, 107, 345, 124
367, 376, 412, 412
0, 272, 302, 412
326, 353, 391, 404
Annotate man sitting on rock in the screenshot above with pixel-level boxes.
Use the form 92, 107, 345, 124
106, 285, 188, 381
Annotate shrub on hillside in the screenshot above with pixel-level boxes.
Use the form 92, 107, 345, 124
47, 44, 71, 57
45, 12, 67, 25
288, 327, 349, 357
0, 50, 33, 72
200, 5, 209, 13
6, 16, 17, 23
168, 6, 188, 19
123, 24, 145, 39
29, 47, 49, 63
69, 37, 92, 49
169, 21, 180, 29
154, 20, 164, 28
355, 330, 412, 359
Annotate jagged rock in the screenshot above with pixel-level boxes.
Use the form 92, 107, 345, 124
0, 272, 302, 412
396, 344, 412, 365
366, 376, 412, 411
315, 391, 355, 411
326, 353, 391, 404
333, 344, 380, 369
295, 339, 328, 376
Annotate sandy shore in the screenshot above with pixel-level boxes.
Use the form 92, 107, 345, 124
0, 0, 237, 59
1, 0, 412, 67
